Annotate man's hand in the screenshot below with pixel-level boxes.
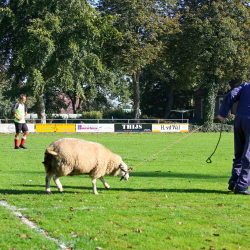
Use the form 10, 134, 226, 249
217, 115, 226, 123
15, 115, 21, 120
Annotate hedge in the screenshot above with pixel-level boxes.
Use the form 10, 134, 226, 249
189, 123, 233, 133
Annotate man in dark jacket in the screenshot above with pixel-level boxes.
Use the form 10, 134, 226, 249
218, 82, 250, 195
11, 94, 29, 149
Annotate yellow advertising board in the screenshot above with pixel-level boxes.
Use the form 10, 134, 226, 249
56, 124, 75, 133
35, 124, 56, 133
35, 124, 75, 133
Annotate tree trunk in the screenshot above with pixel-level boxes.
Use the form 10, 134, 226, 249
36, 94, 46, 124
68, 91, 81, 114
203, 76, 219, 130
71, 94, 77, 114
163, 82, 174, 119
132, 70, 140, 121
76, 98, 83, 113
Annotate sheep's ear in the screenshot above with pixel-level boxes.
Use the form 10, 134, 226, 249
46, 149, 58, 156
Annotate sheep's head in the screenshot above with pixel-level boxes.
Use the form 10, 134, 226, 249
119, 161, 129, 181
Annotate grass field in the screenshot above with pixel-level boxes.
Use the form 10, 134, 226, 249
0, 132, 249, 250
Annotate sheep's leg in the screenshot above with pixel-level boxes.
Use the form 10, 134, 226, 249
53, 175, 63, 193
45, 173, 53, 194
92, 178, 99, 195
99, 177, 110, 190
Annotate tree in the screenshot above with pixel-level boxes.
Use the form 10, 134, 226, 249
97, 0, 176, 119
41, 84, 68, 116
0, 0, 120, 123
0, 88, 13, 119
139, 61, 174, 118
167, 0, 250, 128
59, 65, 131, 113
0, 65, 13, 119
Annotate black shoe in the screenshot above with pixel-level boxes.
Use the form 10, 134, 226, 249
228, 181, 236, 191
234, 187, 250, 195
19, 145, 27, 149
15, 146, 20, 149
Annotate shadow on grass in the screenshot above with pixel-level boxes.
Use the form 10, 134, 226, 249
1, 184, 231, 195
130, 171, 229, 181
9, 171, 230, 181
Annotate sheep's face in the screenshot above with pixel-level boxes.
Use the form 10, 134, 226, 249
119, 162, 129, 181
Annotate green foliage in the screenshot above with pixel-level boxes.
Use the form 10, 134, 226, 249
167, 0, 250, 125
97, 0, 176, 118
82, 111, 103, 119
203, 80, 219, 130
189, 123, 234, 133
0, 0, 121, 120
0, 90, 14, 119
140, 63, 173, 118
27, 69, 45, 99
169, 0, 250, 84
97, 0, 168, 71
103, 108, 134, 119
225, 113, 235, 125
43, 84, 69, 115
1, 0, 250, 122
140, 61, 196, 119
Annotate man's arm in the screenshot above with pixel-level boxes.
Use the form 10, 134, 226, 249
217, 115, 226, 123
11, 103, 21, 120
11, 103, 18, 115
218, 84, 244, 118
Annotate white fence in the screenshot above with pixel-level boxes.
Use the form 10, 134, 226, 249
0, 118, 189, 124
0, 122, 189, 133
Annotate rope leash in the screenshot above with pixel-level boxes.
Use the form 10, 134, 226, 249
120, 122, 211, 181
206, 122, 223, 163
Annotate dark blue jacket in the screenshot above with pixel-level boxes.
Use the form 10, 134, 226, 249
219, 82, 250, 118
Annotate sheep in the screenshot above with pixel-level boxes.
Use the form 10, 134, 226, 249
42, 138, 129, 195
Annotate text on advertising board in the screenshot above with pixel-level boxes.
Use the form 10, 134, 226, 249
152, 124, 188, 133
76, 124, 114, 133
115, 124, 152, 132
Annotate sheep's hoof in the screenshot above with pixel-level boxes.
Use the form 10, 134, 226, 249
59, 191, 63, 194
93, 192, 99, 195
105, 186, 110, 190
45, 191, 52, 195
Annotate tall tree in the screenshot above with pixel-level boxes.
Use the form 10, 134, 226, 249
0, 0, 119, 123
140, 61, 175, 118
97, 0, 176, 119
167, 0, 250, 127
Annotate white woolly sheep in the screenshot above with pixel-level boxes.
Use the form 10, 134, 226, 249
42, 138, 129, 195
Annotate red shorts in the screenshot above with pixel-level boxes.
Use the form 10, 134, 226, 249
14, 122, 29, 133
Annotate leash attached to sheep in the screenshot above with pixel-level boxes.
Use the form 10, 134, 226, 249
120, 121, 215, 181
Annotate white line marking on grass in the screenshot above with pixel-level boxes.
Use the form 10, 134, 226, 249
0, 200, 68, 249
77, 206, 107, 210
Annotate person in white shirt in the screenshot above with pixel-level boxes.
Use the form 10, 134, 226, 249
11, 94, 29, 149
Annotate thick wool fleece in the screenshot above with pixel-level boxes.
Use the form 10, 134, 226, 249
44, 138, 124, 179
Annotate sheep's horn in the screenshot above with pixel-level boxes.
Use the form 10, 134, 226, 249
120, 167, 133, 181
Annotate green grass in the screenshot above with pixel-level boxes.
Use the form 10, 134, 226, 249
0, 132, 249, 250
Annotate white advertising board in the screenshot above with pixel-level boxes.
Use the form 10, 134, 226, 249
152, 123, 189, 133
0, 123, 35, 133
76, 124, 114, 133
